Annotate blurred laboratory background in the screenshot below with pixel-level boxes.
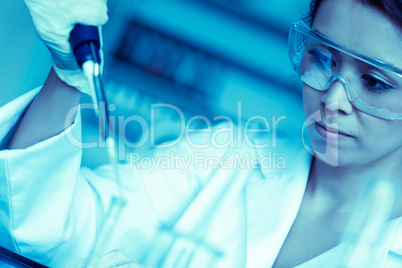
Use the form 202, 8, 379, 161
0, 0, 310, 167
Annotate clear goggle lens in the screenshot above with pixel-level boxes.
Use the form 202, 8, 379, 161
289, 20, 402, 120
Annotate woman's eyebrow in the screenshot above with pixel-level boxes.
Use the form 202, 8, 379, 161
313, 28, 398, 68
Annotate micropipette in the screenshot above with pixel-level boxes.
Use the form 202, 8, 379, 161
69, 25, 110, 140
69, 24, 126, 267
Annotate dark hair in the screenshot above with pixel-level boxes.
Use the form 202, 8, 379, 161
303, 0, 402, 30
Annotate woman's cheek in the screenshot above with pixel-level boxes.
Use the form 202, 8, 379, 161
302, 85, 322, 117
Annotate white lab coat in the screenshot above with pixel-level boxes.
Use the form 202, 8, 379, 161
0, 88, 401, 268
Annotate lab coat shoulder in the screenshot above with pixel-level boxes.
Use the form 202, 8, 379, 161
0, 88, 86, 265
0, 88, 164, 265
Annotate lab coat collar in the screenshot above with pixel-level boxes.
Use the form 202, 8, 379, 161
246, 133, 312, 267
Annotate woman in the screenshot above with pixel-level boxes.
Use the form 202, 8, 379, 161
0, 0, 401, 267
274, 0, 402, 266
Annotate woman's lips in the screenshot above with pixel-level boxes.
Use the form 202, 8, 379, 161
314, 121, 354, 141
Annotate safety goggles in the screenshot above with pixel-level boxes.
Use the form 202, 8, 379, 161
288, 20, 402, 120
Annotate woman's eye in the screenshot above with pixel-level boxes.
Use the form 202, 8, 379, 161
361, 74, 393, 93
308, 49, 334, 70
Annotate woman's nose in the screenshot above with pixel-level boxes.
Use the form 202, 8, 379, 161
320, 76, 354, 116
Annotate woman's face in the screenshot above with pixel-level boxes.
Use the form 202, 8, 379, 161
303, 0, 402, 168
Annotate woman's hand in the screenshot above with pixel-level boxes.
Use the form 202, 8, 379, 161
23, 0, 108, 94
